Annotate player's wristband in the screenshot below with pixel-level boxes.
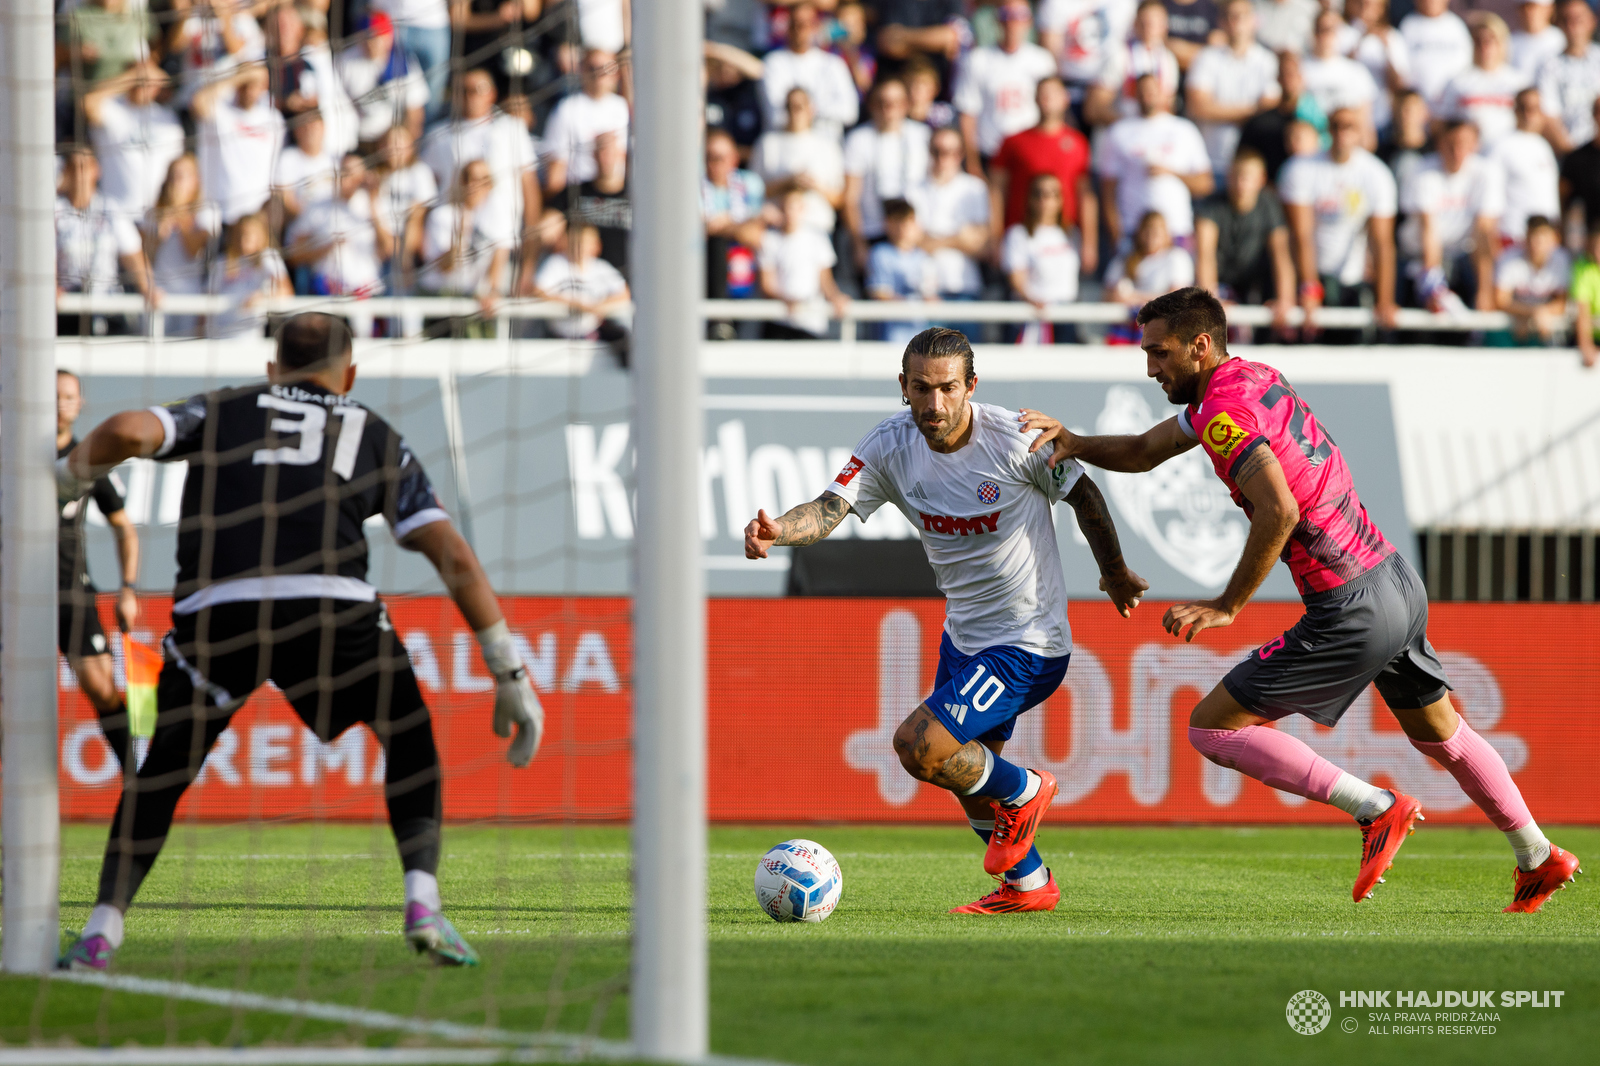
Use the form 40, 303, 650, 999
476, 620, 523, 680
1298, 281, 1323, 301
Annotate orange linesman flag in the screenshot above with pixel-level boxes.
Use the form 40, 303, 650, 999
123, 637, 163, 738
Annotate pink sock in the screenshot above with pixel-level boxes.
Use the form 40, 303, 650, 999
1189, 725, 1344, 803
1409, 718, 1532, 832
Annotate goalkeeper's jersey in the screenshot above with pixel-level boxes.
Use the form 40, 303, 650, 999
148, 381, 449, 615
826, 402, 1086, 658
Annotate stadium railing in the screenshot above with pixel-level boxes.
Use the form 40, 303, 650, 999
57, 292, 1540, 340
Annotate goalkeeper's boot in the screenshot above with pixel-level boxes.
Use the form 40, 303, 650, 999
984, 769, 1058, 877
1504, 845, 1582, 914
57, 933, 115, 972
404, 903, 480, 967
950, 870, 1060, 914
1353, 790, 1423, 902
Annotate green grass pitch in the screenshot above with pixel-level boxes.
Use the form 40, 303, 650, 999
2, 822, 1595, 1065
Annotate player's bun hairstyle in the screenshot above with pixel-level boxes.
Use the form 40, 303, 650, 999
901, 327, 975, 386
1136, 287, 1228, 356
276, 312, 355, 372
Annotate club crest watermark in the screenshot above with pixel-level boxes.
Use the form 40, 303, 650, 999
1286, 990, 1332, 1035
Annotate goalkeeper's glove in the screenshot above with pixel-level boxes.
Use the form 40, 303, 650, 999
476, 620, 544, 767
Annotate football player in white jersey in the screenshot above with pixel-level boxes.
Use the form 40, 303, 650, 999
744, 328, 1148, 914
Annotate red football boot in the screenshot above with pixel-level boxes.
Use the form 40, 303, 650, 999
1503, 845, 1581, 913
950, 870, 1061, 914
984, 769, 1058, 877
1353, 790, 1423, 902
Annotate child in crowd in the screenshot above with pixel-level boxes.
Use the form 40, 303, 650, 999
866, 198, 939, 346
204, 212, 291, 339
759, 186, 851, 339
533, 220, 631, 343
1494, 215, 1570, 346
1001, 173, 1080, 343
1105, 211, 1195, 341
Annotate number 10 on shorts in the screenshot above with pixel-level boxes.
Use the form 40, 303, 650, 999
949, 666, 1006, 725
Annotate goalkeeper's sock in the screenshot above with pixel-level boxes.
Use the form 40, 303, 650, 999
968, 818, 1044, 888
83, 903, 124, 949
959, 746, 1033, 806
404, 870, 442, 912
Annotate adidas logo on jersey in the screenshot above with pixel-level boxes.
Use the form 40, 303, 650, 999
917, 510, 1001, 536
906, 482, 928, 501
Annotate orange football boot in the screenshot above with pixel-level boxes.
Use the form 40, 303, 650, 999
1504, 845, 1581, 913
1353, 790, 1423, 902
950, 870, 1061, 914
984, 769, 1058, 877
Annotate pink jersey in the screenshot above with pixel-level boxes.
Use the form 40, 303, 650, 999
1177, 358, 1394, 597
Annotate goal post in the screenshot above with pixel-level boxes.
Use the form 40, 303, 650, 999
630, 0, 708, 1058
1, 0, 64, 976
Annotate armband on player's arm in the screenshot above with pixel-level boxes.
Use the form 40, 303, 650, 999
476, 620, 545, 768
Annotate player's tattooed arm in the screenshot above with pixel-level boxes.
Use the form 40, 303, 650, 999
1165, 444, 1297, 641
1066, 476, 1149, 618
744, 491, 852, 558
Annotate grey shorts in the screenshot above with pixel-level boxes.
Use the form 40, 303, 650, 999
1223, 553, 1452, 727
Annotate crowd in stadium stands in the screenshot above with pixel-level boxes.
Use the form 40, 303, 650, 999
45, 0, 1600, 359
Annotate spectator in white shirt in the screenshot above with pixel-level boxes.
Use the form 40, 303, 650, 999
908, 126, 991, 301
1399, 0, 1473, 111
420, 68, 540, 254
1280, 107, 1399, 333
1105, 209, 1195, 304
192, 64, 286, 227
371, 126, 437, 286
533, 220, 632, 342
751, 87, 846, 235
204, 211, 291, 339
1511, 1, 1565, 79
1400, 119, 1505, 312
1436, 14, 1529, 151
1254, 0, 1320, 55
1302, 10, 1381, 142
1537, 0, 1600, 153
266, 4, 359, 158
418, 159, 511, 331
1085, 0, 1181, 129
952, 1, 1058, 169
1003, 173, 1083, 342
1098, 73, 1214, 248
142, 153, 219, 338
760, 186, 850, 339
272, 108, 340, 223
370, 0, 453, 122
1039, 0, 1139, 99
759, 2, 859, 144
82, 61, 184, 224
1490, 87, 1561, 241
55, 147, 152, 336
1337, 0, 1411, 133
166, 0, 266, 106
1185, 0, 1282, 178
843, 79, 932, 270
543, 49, 630, 195
337, 11, 429, 147
1495, 213, 1570, 343
285, 155, 385, 336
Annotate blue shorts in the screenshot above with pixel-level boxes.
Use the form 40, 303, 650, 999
924, 633, 1071, 745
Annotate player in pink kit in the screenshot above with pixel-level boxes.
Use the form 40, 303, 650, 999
1024, 288, 1581, 912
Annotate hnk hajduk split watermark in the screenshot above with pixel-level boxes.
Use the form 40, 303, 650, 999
1285, 989, 1566, 1036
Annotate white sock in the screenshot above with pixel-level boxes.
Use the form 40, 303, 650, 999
1326, 772, 1392, 822
83, 904, 124, 949
960, 747, 996, 797
404, 870, 442, 911
1005, 866, 1050, 892
1505, 821, 1551, 873
1009, 770, 1042, 807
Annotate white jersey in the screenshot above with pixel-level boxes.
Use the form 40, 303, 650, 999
1398, 153, 1506, 258
1039, 0, 1136, 84
1487, 129, 1560, 239
1398, 12, 1473, 107
1437, 64, 1529, 150
827, 402, 1085, 658
1098, 112, 1212, 237
1184, 42, 1282, 170
1536, 45, 1600, 146
952, 43, 1059, 157
1278, 148, 1397, 286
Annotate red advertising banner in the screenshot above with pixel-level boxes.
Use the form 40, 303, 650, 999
58, 596, 1600, 825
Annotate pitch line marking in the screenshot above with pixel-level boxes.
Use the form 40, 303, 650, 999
45, 971, 792, 1066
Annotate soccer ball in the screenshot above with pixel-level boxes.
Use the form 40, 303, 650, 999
753, 839, 842, 923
